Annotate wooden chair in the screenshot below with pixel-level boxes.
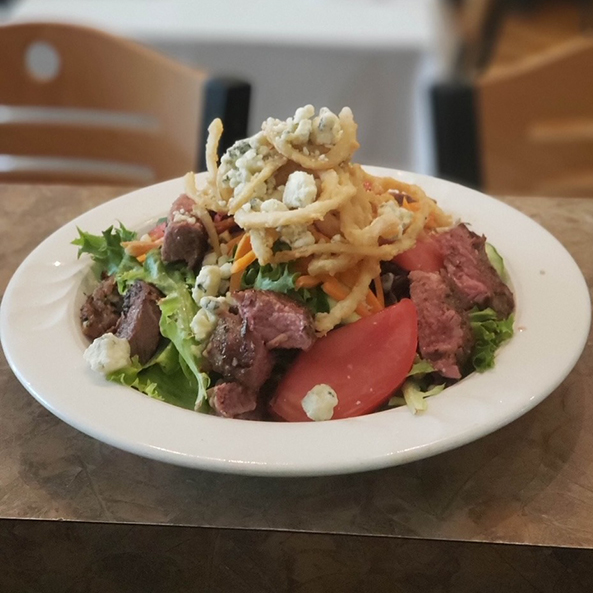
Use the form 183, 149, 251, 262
433, 1, 593, 197
0, 22, 250, 185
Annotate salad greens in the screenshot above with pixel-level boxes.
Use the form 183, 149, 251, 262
242, 260, 330, 315
470, 308, 514, 372
73, 224, 138, 278
73, 225, 210, 410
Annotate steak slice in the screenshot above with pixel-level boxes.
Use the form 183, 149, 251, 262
161, 219, 208, 271
80, 275, 123, 340
204, 311, 274, 391
168, 194, 197, 223
409, 270, 474, 379
208, 382, 258, 418
436, 224, 514, 319
116, 281, 163, 364
235, 289, 316, 350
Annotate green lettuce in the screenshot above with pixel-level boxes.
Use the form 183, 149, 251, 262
124, 250, 210, 409
470, 308, 514, 372
241, 260, 330, 315
72, 223, 139, 277
108, 343, 202, 410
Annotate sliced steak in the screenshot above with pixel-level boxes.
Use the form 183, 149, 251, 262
168, 193, 197, 223
208, 382, 258, 418
409, 270, 474, 379
116, 281, 163, 364
80, 276, 123, 340
161, 218, 208, 270
437, 224, 514, 318
204, 311, 274, 391
234, 289, 316, 350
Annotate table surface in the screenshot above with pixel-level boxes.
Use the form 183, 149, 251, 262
0, 183, 591, 549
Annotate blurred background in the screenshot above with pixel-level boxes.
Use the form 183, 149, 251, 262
1, 0, 592, 196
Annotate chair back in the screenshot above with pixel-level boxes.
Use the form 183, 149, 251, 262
479, 37, 593, 197
0, 22, 208, 184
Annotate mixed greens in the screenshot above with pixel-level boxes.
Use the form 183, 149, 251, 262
74, 225, 210, 410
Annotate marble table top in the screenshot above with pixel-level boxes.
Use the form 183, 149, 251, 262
0, 183, 591, 549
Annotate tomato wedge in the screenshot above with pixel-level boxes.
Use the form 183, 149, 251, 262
270, 299, 418, 421
148, 221, 167, 241
393, 236, 443, 273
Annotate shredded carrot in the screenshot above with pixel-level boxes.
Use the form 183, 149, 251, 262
234, 233, 252, 260
224, 232, 244, 253
121, 238, 163, 257
365, 287, 383, 313
231, 250, 257, 274
295, 275, 322, 290
214, 217, 236, 234
229, 272, 242, 293
401, 197, 421, 212
321, 277, 371, 318
373, 276, 385, 309
136, 253, 147, 263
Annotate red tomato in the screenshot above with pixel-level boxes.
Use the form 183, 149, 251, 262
148, 222, 167, 240
270, 299, 418, 422
393, 236, 443, 273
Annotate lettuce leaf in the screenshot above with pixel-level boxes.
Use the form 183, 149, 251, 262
470, 308, 514, 372
115, 250, 210, 409
72, 224, 138, 277
108, 343, 202, 409
241, 260, 330, 315
388, 380, 445, 413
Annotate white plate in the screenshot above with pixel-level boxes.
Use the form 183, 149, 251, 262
1, 167, 590, 476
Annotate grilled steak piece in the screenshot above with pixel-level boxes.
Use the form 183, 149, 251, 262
409, 270, 474, 379
204, 311, 274, 391
116, 281, 163, 364
437, 224, 514, 319
80, 276, 123, 340
235, 289, 316, 350
168, 194, 197, 223
161, 219, 208, 270
208, 382, 258, 418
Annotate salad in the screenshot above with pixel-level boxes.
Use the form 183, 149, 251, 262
74, 105, 514, 422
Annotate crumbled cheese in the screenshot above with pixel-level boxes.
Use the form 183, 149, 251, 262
370, 201, 414, 242
172, 210, 196, 224
202, 252, 218, 266
190, 308, 218, 342
282, 171, 318, 209
265, 104, 315, 146
301, 384, 338, 421
192, 265, 222, 302
311, 107, 342, 146
83, 333, 131, 375
219, 132, 275, 195
219, 262, 233, 280
265, 105, 344, 150
199, 295, 230, 314
261, 198, 289, 213
278, 224, 316, 250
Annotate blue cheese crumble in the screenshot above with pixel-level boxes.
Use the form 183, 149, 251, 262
282, 171, 318, 209
265, 105, 343, 148
83, 333, 131, 375
301, 384, 339, 421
